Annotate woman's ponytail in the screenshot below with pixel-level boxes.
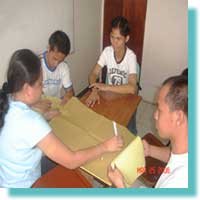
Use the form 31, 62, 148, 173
0, 82, 10, 128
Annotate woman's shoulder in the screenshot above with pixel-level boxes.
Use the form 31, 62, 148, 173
9, 101, 44, 122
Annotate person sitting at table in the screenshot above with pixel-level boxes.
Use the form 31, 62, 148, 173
32, 30, 75, 121
107, 75, 188, 188
40, 30, 74, 104
85, 16, 138, 134
0, 49, 123, 188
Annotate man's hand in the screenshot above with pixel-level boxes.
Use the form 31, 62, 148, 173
89, 83, 109, 91
107, 165, 125, 188
142, 139, 151, 157
85, 89, 100, 107
61, 97, 71, 105
60, 88, 74, 105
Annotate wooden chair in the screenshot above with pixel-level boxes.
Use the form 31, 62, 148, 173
141, 133, 168, 187
31, 165, 92, 188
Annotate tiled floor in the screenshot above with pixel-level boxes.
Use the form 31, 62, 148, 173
136, 100, 157, 138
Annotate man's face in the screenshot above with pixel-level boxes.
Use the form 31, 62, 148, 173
154, 85, 175, 139
110, 28, 128, 52
47, 49, 66, 68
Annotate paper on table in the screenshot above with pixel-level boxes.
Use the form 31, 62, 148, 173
42, 96, 140, 185
111, 136, 145, 187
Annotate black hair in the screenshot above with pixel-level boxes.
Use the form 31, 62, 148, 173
162, 75, 188, 117
49, 30, 71, 56
111, 16, 130, 37
181, 68, 188, 77
0, 49, 41, 128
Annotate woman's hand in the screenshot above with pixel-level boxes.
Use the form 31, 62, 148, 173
43, 109, 61, 121
103, 136, 123, 152
33, 99, 52, 113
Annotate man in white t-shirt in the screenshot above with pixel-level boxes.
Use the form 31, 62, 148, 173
86, 16, 137, 107
40, 30, 74, 104
35, 31, 75, 173
108, 75, 188, 188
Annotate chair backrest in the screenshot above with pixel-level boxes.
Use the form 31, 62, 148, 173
136, 63, 142, 92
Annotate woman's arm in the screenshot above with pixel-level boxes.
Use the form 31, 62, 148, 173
37, 132, 123, 169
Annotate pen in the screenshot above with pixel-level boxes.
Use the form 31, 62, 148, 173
112, 121, 118, 136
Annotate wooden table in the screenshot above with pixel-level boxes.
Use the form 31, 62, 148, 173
80, 90, 142, 126
31, 165, 92, 188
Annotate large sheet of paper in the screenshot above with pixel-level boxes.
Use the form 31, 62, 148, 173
44, 96, 144, 186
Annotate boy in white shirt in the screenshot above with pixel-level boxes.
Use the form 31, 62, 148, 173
34, 31, 75, 171
40, 30, 74, 104
108, 75, 188, 188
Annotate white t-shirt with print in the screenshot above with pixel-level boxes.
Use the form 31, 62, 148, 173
155, 152, 188, 188
97, 46, 137, 85
41, 52, 72, 98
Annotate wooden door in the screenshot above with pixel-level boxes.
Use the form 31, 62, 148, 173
103, 0, 147, 66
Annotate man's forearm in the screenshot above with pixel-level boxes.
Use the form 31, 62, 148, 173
89, 73, 99, 85
62, 88, 74, 101
149, 145, 171, 163
106, 84, 137, 94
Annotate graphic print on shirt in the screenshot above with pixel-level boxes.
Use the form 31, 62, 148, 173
43, 78, 61, 88
108, 68, 127, 85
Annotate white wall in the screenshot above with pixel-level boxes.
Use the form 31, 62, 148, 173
140, 0, 188, 102
0, 0, 74, 87
0, 0, 102, 96
1, 0, 187, 100
67, 0, 102, 94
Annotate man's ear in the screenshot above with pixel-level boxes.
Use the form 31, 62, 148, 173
125, 35, 130, 43
175, 110, 185, 126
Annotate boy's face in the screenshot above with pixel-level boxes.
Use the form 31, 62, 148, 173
47, 48, 66, 68
154, 85, 175, 139
110, 28, 129, 52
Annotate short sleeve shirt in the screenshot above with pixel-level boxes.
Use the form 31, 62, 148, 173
98, 46, 137, 85
155, 153, 188, 188
41, 51, 73, 98
0, 100, 51, 188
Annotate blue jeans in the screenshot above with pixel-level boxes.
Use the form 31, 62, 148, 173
127, 111, 137, 135
41, 156, 57, 175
